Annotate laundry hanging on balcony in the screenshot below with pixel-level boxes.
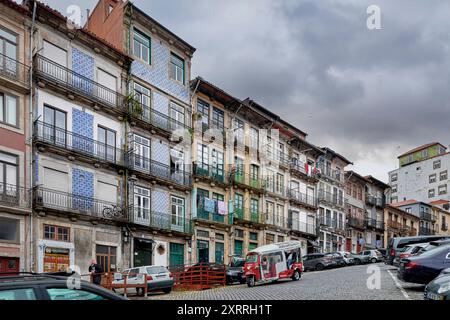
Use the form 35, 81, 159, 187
203, 198, 216, 213
217, 200, 227, 216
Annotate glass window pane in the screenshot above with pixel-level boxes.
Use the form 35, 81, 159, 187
44, 106, 54, 125
55, 110, 66, 130
0, 152, 17, 164
6, 95, 16, 126
0, 29, 17, 43
6, 164, 16, 185
46, 288, 106, 300
0, 288, 36, 300
0, 94, 3, 122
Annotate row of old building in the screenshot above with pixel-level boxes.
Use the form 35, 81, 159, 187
1, 0, 449, 275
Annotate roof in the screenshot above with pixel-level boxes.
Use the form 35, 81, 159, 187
364, 175, 390, 189
429, 200, 449, 206
390, 199, 419, 207
321, 147, 353, 165
0, 0, 29, 14
385, 205, 421, 220
191, 77, 242, 107
248, 241, 302, 254
397, 142, 447, 159
346, 170, 370, 183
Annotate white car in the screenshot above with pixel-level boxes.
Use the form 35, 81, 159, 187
360, 250, 383, 263
336, 251, 355, 265
112, 265, 174, 296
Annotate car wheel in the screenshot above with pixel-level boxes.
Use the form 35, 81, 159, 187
370, 258, 377, 263
136, 288, 145, 296
315, 263, 324, 271
246, 276, 255, 288
292, 270, 301, 281
354, 259, 361, 265
163, 288, 172, 294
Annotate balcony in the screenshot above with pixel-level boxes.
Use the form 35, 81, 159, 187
289, 161, 319, 182
289, 220, 317, 237
287, 189, 318, 209
233, 207, 265, 225
231, 170, 266, 193
419, 227, 434, 236
0, 52, 30, 90
387, 220, 403, 231
33, 186, 127, 221
319, 216, 345, 231
193, 163, 229, 186
365, 218, 385, 230
265, 150, 290, 168
347, 217, 365, 229
34, 121, 124, 167
420, 212, 433, 221
318, 189, 344, 208
0, 183, 31, 211
265, 213, 289, 229
125, 153, 191, 189
366, 195, 385, 207
129, 98, 191, 136
196, 207, 232, 225
442, 223, 449, 231
317, 166, 344, 184
34, 55, 126, 114
402, 225, 418, 236
129, 207, 192, 234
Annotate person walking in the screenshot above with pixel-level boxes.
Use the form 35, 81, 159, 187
88, 259, 103, 285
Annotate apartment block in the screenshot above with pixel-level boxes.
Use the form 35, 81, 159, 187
384, 204, 420, 248
429, 200, 450, 236
364, 175, 388, 250
391, 200, 437, 235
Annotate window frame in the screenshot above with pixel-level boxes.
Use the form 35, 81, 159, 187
0, 150, 18, 189
43, 224, 70, 242
169, 52, 185, 84
133, 28, 151, 64
0, 91, 19, 128
0, 216, 19, 243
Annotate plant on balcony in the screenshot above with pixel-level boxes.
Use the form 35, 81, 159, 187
126, 93, 144, 117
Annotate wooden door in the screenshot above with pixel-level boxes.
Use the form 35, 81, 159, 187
0, 257, 19, 276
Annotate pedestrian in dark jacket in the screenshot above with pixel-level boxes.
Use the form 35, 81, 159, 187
88, 259, 103, 285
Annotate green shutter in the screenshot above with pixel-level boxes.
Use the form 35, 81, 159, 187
169, 243, 184, 267
215, 242, 224, 264
234, 240, 243, 257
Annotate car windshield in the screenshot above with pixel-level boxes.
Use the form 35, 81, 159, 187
146, 266, 168, 274
416, 244, 450, 258
246, 254, 258, 263
232, 259, 245, 267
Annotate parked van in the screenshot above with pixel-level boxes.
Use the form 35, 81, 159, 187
386, 235, 450, 265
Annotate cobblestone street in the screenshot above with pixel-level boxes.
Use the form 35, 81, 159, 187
132, 264, 425, 300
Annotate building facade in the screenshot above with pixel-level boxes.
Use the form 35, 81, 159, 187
429, 200, 450, 236
364, 175, 388, 250
383, 205, 420, 248
390, 200, 437, 236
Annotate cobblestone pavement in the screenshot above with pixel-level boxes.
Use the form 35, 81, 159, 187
131, 263, 425, 300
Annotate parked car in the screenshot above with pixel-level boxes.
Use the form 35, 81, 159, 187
424, 268, 450, 300
0, 272, 127, 300
349, 252, 371, 265
326, 252, 346, 267
416, 239, 450, 255
386, 235, 450, 265
112, 265, 174, 296
226, 256, 246, 285
377, 248, 387, 260
336, 251, 355, 265
397, 244, 450, 285
302, 253, 334, 271
393, 243, 429, 267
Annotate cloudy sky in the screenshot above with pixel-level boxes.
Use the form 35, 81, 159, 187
36, 0, 450, 182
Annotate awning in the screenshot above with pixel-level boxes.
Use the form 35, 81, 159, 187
307, 240, 320, 247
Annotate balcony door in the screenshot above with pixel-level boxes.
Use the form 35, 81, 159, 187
0, 152, 18, 203
42, 41, 67, 82
170, 101, 185, 131
171, 196, 185, 232
291, 210, 299, 231
97, 126, 116, 163
133, 134, 150, 171
134, 186, 150, 225
97, 68, 117, 106
43, 105, 66, 147
170, 148, 185, 184
0, 27, 17, 77
211, 149, 224, 183
133, 83, 151, 121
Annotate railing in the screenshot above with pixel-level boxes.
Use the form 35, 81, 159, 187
287, 189, 318, 208
264, 182, 286, 197
231, 170, 266, 191
129, 206, 192, 234
129, 98, 191, 133
0, 52, 30, 86
34, 54, 126, 111
387, 220, 403, 230
233, 207, 265, 224
265, 212, 289, 229
365, 218, 385, 230
289, 220, 317, 236
33, 186, 127, 221
366, 195, 385, 207
402, 225, 416, 236
419, 227, 434, 236
34, 121, 124, 166
290, 161, 318, 179
347, 217, 365, 229
196, 207, 232, 225
319, 216, 344, 230
193, 163, 228, 185
126, 153, 191, 187
168, 263, 226, 291
318, 189, 344, 207
442, 223, 449, 231
420, 212, 432, 221
0, 183, 30, 209
265, 150, 290, 167
318, 166, 344, 184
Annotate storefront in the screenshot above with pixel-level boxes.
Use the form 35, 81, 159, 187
133, 238, 154, 267
37, 239, 74, 273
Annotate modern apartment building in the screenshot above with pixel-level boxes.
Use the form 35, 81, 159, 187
0, 0, 32, 274
389, 142, 450, 204
317, 148, 352, 252
364, 175, 388, 250
383, 204, 420, 248
87, 0, 196, 268
391, 200, 437, 235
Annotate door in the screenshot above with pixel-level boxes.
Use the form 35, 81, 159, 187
211, 149, 224, 183
96, 245, 117, 273
133, 83, 151, 120
215, 242, 224, 264
133, 238, 152, 267
42, 41, 67, 82
0, 27, 17, 77
133, 134, 150, 171
197, 240, 209, 263
170, 101, 185, 130
0, 257, 19, 276
97, 126, 116, 162
234, 240, 243, 257
169, 243, 184, 267
171, 196, 185, 232
97, 68, 117, 105
43, 105, 66, 147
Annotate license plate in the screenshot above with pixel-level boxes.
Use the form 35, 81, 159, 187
426, 292, 444, 300
156, 275, 166, 278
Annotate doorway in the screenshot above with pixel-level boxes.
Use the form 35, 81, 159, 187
0, 257, 19, 276
197, 240, 209, 263
133, 238, 154, 267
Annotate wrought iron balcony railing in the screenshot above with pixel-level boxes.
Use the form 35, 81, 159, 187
387, 220, 403, 230
289, 220, 317, 236
34, 121, 124, 166
196, 207, 232, 225
419, 227, 434, 236
319, 216, 345, 230
347, 217, 365, 229
265, 212, 289, 229
233, 207, 265, 224
365, 218, 385, 230
33, 186, 127, 221
290, 160, 319, 179
442, 223, 449, 231
318, 189, 344, 207
129, 98, 191, 133
231, 170, 266, 192
193, 163, 228, 185
34, 54, 126, 111
0, 52, 30, 87
129, 206, 192, 234
125, 153, 191, 187
287, 189, 318, 208
402, 225, 417, 236
420, 212, 433, 221
0, 183, 31, 210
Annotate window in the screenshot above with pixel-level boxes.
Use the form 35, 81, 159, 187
276, 205, 284, 227
277, 235, 284, 242
212, 107, 224, 130
276, 173, 284, 194
235, 229, 244, 239
428, 189, 435, 198
440, 171, 448, 181
250, 164, 259, 181
46, 288, 106, 300
133, 83, 151, 119
197, 144, 208, 170
211, 149, 224, 179
266, 169, 274, 192
133, 134, 150, 170
390, 173, 398, 182
249, 232, 258, 241
433, 160, 441, 170
421, 149, 428, 157
405, 207, 412, 213
266, 233, 275, 244
429, 174, 437, 184
438, 185, 447, 195
170, 101, 185, 129
250, 198, 259, 215
133, 28, 150, 64
197, 230, 209, 238
0, 151, 18, 196
44, 225, 70, 242
391, 185, 397, 193
43, 105, 67, 145
197, 99, 209, 131
170, 52, 184, 83
0, 288, 36, 300
0, 92, 17, 127
250, 127, 259, 150
215, 233, 225, 241
171, 196, 185, 227
97, 126, 116, 162
134, 186, 150, 221
0, 217, 19, 242
233, 118, 244, 144
234, 193, 243, 212
0, 27, 17, 76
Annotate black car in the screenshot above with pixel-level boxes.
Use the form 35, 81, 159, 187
0, 273, 127, 300
226, 257, 246, 285
397, 244, 450, 285
424, 268, 450, 300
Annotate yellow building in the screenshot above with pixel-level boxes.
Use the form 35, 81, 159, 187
429, 200, 450, 236
383, 205, 420, 248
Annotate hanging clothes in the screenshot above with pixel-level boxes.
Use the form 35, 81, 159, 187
217, 201, 227, 216
204, 198, 216, 213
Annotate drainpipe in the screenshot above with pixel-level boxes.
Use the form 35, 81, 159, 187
29, 0, 37, 272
